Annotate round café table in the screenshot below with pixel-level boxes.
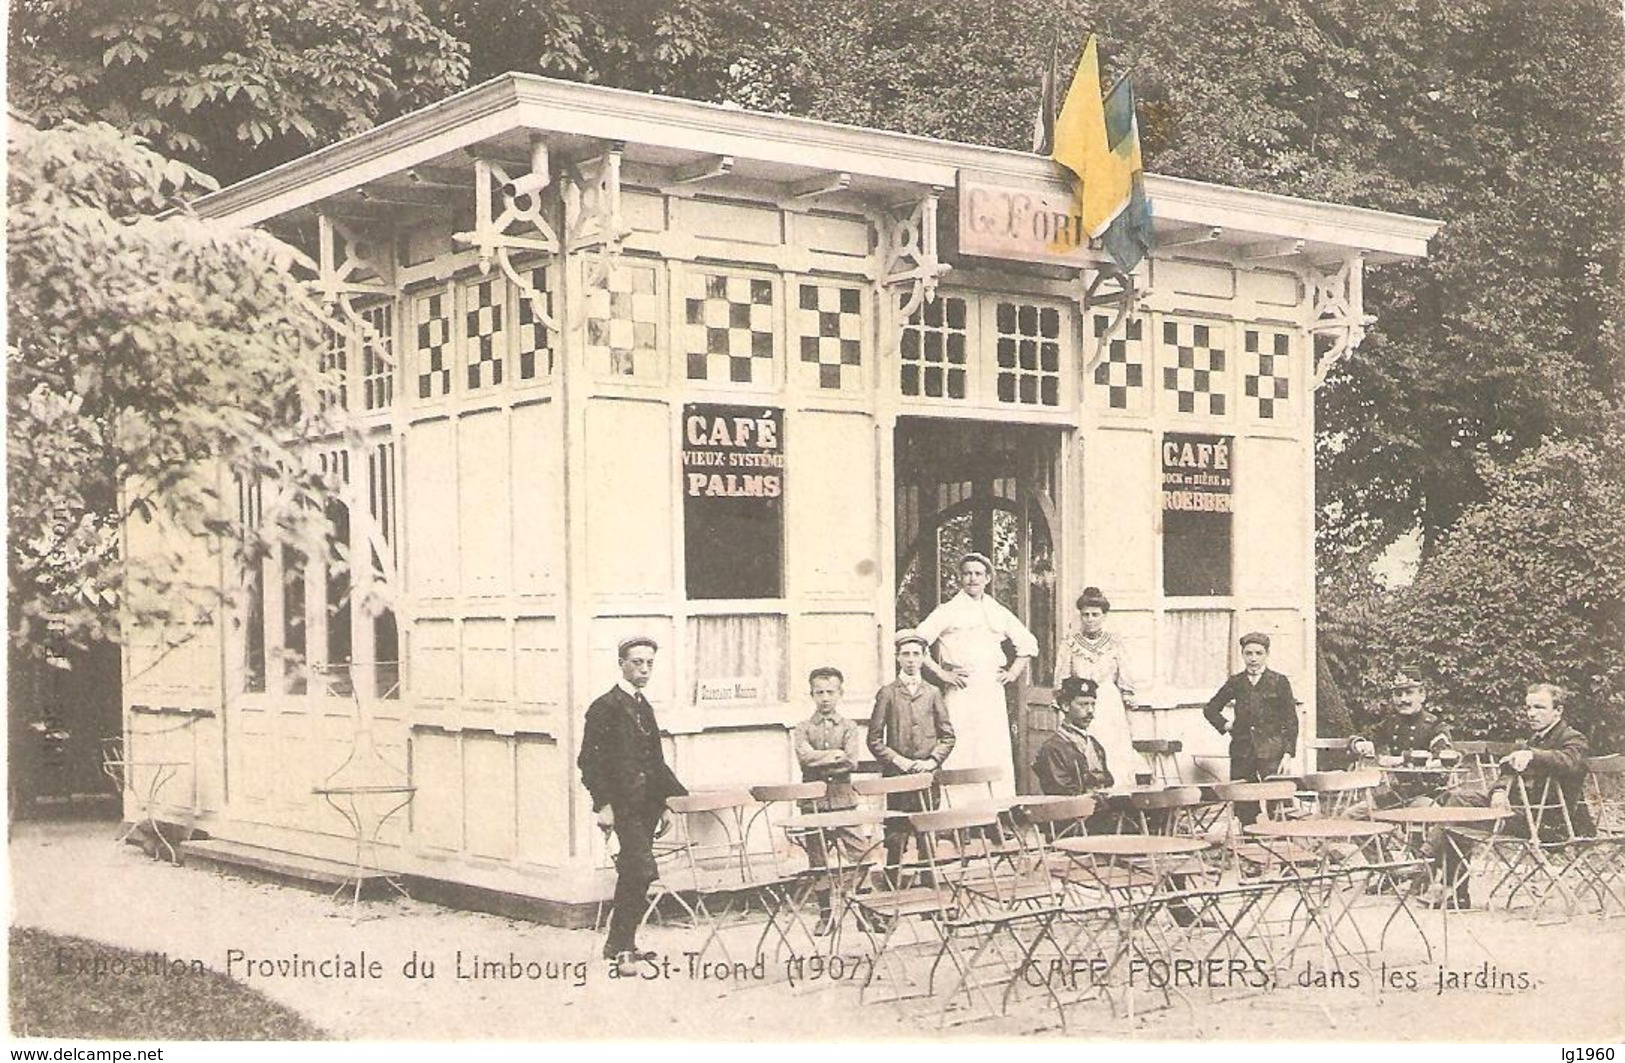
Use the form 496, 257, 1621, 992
1243, 818, 1421, 970
1050, 835, 1215, 1019
1373, 805, 1510, 959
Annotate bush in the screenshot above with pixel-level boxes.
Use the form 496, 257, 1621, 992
1390, 430, 1625, 750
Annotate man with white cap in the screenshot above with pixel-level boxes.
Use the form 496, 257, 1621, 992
578, 636, 687, 971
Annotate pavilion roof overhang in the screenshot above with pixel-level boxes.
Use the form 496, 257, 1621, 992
194, 73, 1441, 266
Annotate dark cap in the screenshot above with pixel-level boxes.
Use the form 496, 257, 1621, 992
1056, 676, 1099, 703
1239, 631, 1271, 650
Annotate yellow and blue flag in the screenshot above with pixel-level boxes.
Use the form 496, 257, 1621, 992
1051, 35, 1154, 272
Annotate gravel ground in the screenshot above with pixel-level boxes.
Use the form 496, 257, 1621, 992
9, 819, 1624, 1042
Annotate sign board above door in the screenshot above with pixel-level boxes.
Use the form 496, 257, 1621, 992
956, 170, 1111, 268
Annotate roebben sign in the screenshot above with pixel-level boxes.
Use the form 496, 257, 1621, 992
957, 170, 1099, 267
1161, 433, 1233, 513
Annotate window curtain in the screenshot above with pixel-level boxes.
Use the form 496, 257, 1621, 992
687, 615, 788, 704
1158, 609, 1234, 690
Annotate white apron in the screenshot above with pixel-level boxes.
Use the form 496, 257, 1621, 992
918, 592, 1039, 802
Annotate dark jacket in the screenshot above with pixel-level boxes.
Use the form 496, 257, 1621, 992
1355, 709, 1452, 756
867, 679, 955, 774
1033, 726, 1115, 796
578, 686, 687, 814
1204, 668, 1299, 767
1491, 718, 1595, 838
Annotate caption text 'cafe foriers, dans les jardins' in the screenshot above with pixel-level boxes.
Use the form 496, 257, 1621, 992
121, 74, 1438, 920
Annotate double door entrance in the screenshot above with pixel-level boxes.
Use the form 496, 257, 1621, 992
893, 418, 1062, 793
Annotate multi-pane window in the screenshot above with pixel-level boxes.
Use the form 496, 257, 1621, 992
899, 295, 969, 400
464, 277, 505, 390
993, 301, 1062, 407
359, 303, 394, 411
515, 264, 553, 382
414, 290, 453, 399
319, 326, 348, 412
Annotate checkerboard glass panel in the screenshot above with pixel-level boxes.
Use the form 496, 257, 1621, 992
682, 270, 777, 386
513, 264, 553, 382
413, 290, 452, 400
1159, 318, 1228, 416
1243, 328, 1293, 420
360, 303, 393, 411
993, 300, 1064, 407
584, 258, 662, 378
463, 277, 505, 390
899, 295, 969, 400
1090, 314, 1146, 412
794, 282, 863, 391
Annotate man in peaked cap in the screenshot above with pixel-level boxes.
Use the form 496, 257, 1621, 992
578, 635, 687, 971
1203, 631, 1299, 825
1350, 671, 1455, 808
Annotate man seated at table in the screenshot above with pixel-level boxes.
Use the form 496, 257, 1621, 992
1349, 671, 1455, 809
1033, 678, 1120, 835
792, 665, 868, 935
1433, 682, 1595, 908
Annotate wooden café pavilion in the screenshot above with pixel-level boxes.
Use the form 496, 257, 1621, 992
118, 74, 1439, 919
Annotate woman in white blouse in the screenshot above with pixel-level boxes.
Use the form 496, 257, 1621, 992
916, 552, 1038, 800
1056, 586, 1139, 776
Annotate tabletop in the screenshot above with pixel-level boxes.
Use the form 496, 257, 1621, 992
313, 784, 417, 796
1372, 806, 1510, 826
1379, 764, 1466, 776
1055, 835, 1212, 857
1244, 818, 1395, 840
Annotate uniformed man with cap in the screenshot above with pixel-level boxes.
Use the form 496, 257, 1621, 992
578, 635, 688, 971
1350, 671, 1455, 808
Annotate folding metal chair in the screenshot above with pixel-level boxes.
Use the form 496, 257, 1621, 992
852, 772, 937, 884
852, 807, 1029, 1026
644, 789, 778, 962
935, 765, 1002, 808
1574, 757, 1625, 917
1132, 739, 1185, 785
1454, 773, 1584, 922
1300, 769, 1384, 819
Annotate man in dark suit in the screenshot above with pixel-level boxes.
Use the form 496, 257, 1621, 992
578, 636, 687, 970
868, 630, 956, 872
1203, 631, 1299, 825
1434, 682, 1594, 909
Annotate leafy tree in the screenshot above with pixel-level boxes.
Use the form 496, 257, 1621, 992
431, 0, 754, 102
7, 117, 341, 660
6, 0, 469, 185
1387, 428, 1625, 750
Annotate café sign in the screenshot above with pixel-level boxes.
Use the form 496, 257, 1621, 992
957, 170, 1101, 268
1161, 432, 1234, 514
